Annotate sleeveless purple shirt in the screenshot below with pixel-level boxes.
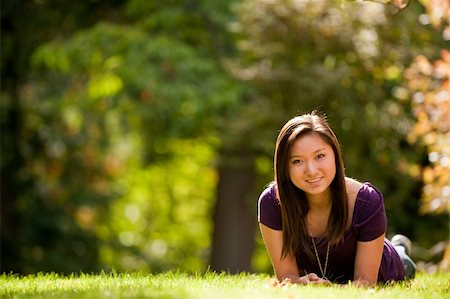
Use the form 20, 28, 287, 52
257, 182, 406, 283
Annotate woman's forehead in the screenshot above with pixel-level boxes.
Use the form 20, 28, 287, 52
290, 133, 331, 155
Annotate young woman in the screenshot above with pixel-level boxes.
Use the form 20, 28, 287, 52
258, 112, 415, 286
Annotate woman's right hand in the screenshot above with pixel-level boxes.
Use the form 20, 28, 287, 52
259, 224, 332, 286
297, 273, 331, 285
278, 273, 331, 285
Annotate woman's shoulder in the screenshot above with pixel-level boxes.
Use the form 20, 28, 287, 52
258, 182, 277, 203
345, 178, 383, 203
350, 181, 387, 239
257, 183, 282, 230
345, 177, 362, 228
351, 180, 386, 224
345, 177, 363, 201
345, 178, 386, 226
356, 181, 384, 203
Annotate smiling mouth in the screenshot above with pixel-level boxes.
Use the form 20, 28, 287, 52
306, 177, 322, 183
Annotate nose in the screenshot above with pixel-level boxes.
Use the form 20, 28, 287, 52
305, 160, 317, 175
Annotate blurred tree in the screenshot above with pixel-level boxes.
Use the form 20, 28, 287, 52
2, 0, 247, 273
404, 0, 449, 215
2, 0, 447, 275
229, 0, 449, 271
119, 0, 255, 273
1, 0, 124, 273
361, 0, 450, 219
403, 0, 449, 270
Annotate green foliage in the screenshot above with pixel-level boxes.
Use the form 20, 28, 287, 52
403, 2, 450, 215
1, 272, 448, 299
98, 138, 217, 272
231, 0, 449, 250
0, 0, 126, 273
9, 0, 242, 273
2, 0, 448, 275
33, 20, 241, 157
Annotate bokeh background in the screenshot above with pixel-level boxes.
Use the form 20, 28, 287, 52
1, 0, 449, 275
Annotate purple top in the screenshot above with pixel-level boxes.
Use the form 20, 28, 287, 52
257, 182, 406, 283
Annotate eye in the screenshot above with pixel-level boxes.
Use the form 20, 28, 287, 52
316, 153, 325, 159
292, 159, 303, 165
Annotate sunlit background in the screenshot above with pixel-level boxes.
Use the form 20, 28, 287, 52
1, 0, 449, 275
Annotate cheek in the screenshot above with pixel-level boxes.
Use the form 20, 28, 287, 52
287, 166, 295, 181
327, 153, 337, 174
288, 166, 304, 183
288, 172, 302, 189
287, 166, 294, 181
329, 160, 337, 178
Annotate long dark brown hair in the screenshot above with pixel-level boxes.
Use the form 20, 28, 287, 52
274, 112, 348, 260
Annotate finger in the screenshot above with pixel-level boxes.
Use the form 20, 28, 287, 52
310, 278, 331, 285
298, 275, 310, 284
319, 279, 332, 285
307, 273, 320, 281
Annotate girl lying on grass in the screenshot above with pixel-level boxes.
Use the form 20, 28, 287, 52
258, 112, 416, 287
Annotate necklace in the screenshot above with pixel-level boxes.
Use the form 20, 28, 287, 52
311, 236, 330, 280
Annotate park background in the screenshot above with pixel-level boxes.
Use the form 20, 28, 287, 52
1, 0, 449, 275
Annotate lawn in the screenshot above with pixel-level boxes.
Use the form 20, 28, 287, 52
1, 271, 448, 299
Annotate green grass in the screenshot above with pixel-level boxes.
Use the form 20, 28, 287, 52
1, 271, 448, 299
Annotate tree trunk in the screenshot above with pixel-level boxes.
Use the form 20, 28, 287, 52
0, 75, 23, 273
210, 154, 257, 273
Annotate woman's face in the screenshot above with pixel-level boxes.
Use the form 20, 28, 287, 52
288, 133, 336, 198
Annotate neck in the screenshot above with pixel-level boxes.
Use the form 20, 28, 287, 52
306, 191, 332, 212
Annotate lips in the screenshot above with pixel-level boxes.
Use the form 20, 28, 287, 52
306, 177, 323, 183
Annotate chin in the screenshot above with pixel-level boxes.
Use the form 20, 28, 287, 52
304, 183, 331, 195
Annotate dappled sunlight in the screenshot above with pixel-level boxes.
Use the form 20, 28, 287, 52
101, 139, 217, 272
405, 50, 450, 214
88, 73, 123, 99
2, 0, 448, 275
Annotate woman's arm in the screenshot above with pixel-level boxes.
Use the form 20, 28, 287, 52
259, 223, 329, 285
353, 233, 385, 287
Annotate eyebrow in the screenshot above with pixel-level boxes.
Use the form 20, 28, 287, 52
289, 148, 327, 158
